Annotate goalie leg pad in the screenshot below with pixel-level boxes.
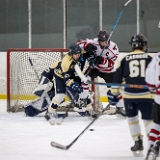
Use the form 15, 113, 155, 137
33, 76, 53, 97
24, 100, 47, 117
24, 92, 54, 117
24, 105, 44, 117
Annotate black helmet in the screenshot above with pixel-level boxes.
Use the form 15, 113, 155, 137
69, 43, 82, 55
130, 34, 148, 51
98, 30, 109, 42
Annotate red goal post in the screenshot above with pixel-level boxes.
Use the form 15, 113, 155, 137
7, 48, 101, 113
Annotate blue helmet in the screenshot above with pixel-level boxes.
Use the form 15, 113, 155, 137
69, 43, 82, 55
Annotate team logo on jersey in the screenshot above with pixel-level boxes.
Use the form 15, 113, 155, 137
106, 52, 109, 56
113, 45, 117, 50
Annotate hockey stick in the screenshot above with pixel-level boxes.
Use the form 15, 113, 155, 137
50, 103, 110, 150
86, 80, 148, 89
28, 57, 40, 81
107, 0, 132, 44
100, 0, 133, 57
56, 91, 79, 125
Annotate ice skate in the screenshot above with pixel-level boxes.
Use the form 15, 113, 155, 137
131, 135, 144, 157
145, 141, 160, 160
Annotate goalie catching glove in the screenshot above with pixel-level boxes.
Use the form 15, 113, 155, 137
107, 90, 119, 105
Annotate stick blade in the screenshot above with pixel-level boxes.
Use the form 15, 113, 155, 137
50, 141, 68, 150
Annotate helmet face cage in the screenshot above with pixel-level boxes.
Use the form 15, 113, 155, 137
130, 34, 148, 51
69, 43, 82, 55
98, 30, 109, 42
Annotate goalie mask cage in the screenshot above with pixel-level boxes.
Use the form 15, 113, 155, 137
7, 48, 101, 113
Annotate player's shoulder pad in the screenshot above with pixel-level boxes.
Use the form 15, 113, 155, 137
50, 61, 60, 69
114, 53, 127, 69
61, 53, 74, 72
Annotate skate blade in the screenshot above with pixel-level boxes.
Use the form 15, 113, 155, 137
147, 152, 157, 160
132, 150, 143, 157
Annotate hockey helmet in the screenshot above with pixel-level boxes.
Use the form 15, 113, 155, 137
130, 34, 148, 51
69, 43, 82, 55
98, 30, 109, 42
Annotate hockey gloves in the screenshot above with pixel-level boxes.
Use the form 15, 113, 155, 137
95, 56, 104, 65
71, 82, 83, 93
87, 55, 105, 67
87, 55, 96, 68
107, 90, 119, 105
84, 43, 97, 53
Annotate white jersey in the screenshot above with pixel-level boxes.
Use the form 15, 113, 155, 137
145, 52, 160, 104
77, 38, 119, 73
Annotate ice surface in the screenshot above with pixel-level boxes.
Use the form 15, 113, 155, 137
0, 100, 150, 160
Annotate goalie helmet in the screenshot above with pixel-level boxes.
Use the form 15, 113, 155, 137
98, 30, 109, 42
130, 34, 148, 51
69, 43, 82, 55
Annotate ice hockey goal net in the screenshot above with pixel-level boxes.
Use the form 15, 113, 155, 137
7, 48, 101, 113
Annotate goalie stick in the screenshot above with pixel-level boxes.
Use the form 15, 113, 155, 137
50, 103, 110, 150
86, 80, 148, 89
100, 0, 133, 57
28, 57, 40, 81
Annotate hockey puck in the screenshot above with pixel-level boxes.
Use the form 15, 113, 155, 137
89, 129, 94, 131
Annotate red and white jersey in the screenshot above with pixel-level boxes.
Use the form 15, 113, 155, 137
145, 52, 160, 104
77, 38, 119, 73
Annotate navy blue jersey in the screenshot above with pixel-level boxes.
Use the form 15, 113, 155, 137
111, 50, 154, 101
